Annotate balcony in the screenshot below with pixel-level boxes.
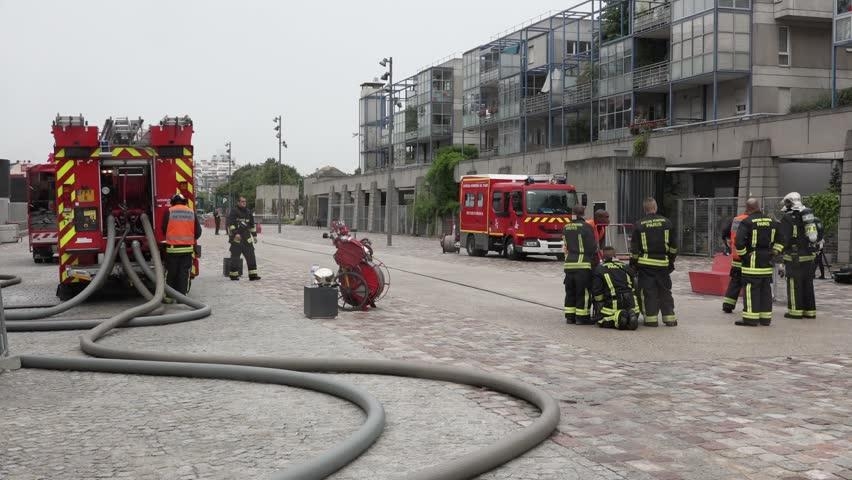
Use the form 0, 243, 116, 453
564, 83, 593, 106
774, 0, 832, 22
522, 94, 553, 115
481, 68, 499, 84
633, 61, 670, 90
478, 107, 500, 126
633, 3, 671, 35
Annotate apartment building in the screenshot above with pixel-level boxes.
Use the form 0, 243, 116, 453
359, 59, 464, 173
304, 0, 852, 262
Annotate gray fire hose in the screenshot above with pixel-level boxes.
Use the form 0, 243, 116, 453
3, 215, 560, 480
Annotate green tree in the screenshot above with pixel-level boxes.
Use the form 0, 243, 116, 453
808, 191, 840, 235
215, 158, 302, 208
414, 146, 477, 224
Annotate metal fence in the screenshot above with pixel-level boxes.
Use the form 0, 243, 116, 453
676, 196, 793, 256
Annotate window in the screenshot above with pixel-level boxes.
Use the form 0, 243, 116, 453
671, 13, 715, 80
492, 191, 503, 213
525, 190, 577, 214
477, 193, 485, 207
511, 191, 523, 214
719, 0, 750, 8
464, 193, 475, 207
778, 26, 790, 66
528, 45, 536, 65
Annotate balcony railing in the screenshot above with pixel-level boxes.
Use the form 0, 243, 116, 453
564, 83, 592, 106
633, 2, 671, 34
481, 68, 499, 84
522, 94, 552, 115
633, 61, 670, 90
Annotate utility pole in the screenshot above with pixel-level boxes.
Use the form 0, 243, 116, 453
273, 115, 286, 234
381, 57, 394, 246
225, 141, 232, 213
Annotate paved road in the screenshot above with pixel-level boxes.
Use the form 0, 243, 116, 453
1, 224, 850, 480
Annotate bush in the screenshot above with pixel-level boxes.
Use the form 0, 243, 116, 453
807, 191, 840, 234
789, 87, 852, 113
632, 132, 649, 157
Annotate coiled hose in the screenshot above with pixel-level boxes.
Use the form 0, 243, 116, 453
2, 215, 560, 480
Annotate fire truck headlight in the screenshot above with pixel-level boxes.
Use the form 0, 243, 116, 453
523, 239, 540, 247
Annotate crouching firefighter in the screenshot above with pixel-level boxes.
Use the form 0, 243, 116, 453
734, 198, 784, 326
228, 196, 260, 281
161, 193, 202, 298
592, 246, 640, 330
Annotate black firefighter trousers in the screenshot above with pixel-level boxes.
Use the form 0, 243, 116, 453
166, 252, 193, 296
742, 274, 773, 325
637, 267, 676, 325
785, 260, 816, 318
723, 266, 744, 310
564, 269, 592, 324
230, 241, 258, 279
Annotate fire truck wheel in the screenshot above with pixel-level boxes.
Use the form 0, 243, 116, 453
465, 234, 486, 257
505, 239, 524, 261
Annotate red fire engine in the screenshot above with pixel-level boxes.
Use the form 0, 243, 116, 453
27, 159, 58, 263
459, 174, 586, 260
51, 114, 197, 300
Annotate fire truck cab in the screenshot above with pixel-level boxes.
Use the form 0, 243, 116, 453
459, 174, 586, 260
26, 161, 58, 263
51, 114, 197, 300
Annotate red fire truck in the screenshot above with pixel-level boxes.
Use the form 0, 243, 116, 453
51, 114, 197, 300
459, 174, 586, 260
26, 160, 58, 263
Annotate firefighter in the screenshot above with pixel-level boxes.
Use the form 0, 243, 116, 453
228, 196, 260, 281
734, 198, 784, 326
722, 211, 750, 313
562, 204, 598, 325
630, 197, 678, 327
586, 209, 610, 260
161, 193, 202, 299
592, 246, 640, 330
213, 208, 221, 235
780, 192, 818, 319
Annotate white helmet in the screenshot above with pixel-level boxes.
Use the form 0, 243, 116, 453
782, 191, 803, 211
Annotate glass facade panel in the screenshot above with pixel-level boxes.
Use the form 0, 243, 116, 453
717, 12, 750, 70
597, 93, 632, 136
598, 39, 632, 97
499, 119, 521, 155
673, 0, 713, 20
670, 12, 715, 79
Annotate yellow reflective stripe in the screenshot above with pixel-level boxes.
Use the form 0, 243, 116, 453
56, 159, 73, 179
563, 263, 592, 269
176, 158, 192, 178
788, 278, 796, 311
641, 232, 648, 254
166, 246, 194, 254
604, 273, 616, 299
60, 228, 76, 247
594, 295, 604, 302
736, 247, 747, 256
664, 230, 670, 252
637, 257, 668, 267
742, 267, 773, 275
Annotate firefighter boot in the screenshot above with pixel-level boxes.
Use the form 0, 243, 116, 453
722, 304, 734, 314
249, 275, 261, 281
622, 311, 639, 331
735, 319, 758, 327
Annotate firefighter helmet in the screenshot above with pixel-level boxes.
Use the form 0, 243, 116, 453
171, 193, 187, 205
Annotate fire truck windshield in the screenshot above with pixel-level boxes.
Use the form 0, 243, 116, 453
525, 190, 577, 214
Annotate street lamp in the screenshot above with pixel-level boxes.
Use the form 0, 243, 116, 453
380, 56, 394, 247
225, 141, 232, 212
273, 115, 287, 234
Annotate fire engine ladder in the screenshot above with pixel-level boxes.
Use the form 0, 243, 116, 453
53, 114, 86, 128
159, 115, 193, 127
603, 223, 633, 260
100, 117, 145, 146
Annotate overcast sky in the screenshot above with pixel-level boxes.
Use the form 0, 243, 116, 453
1, 0, 575, 176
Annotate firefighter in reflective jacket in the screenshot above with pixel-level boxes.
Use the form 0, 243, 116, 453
592, 246, 639, 330
161, 193, 202, 297
734, 198, 784, 326
630, 197, 678, 327
722, 212, 750, 313
228, 196, 260, 281
780, 192, 818, 319
562, 204, 599, 325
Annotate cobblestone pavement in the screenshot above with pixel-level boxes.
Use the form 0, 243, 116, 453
1, 224, 851, 479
